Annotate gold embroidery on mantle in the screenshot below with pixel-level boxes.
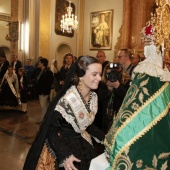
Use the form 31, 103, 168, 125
112, 83, 170, 169
104, 82, 170, 169
135, 152, 170, 169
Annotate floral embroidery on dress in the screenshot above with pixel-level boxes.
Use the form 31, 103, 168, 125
36, 144, 55, 170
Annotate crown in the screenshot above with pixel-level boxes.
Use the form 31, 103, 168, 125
141, 21, 155, 45
141, 0, 170, 51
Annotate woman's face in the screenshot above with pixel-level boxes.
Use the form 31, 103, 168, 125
18, 70, 23, 76
8, 67, 13, 74
81, 63, 102, 90
65, 55, 73, 66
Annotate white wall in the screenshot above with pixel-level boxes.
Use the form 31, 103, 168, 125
83, 0, 123, 62
0, 0, 11, 14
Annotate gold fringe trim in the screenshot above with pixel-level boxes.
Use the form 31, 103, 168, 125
105, 82, 170, 169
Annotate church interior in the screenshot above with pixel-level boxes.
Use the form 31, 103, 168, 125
0, 0, 170, 169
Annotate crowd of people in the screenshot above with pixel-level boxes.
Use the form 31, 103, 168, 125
22, 49, 144, 170
1, 44, 170, 169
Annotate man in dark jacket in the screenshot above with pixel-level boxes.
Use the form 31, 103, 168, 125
11, 54, 22, 74
96, 50, 109, 74
36, 58, 53, 121
95, 63, 131, 133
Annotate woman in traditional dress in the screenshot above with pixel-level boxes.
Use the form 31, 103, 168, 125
0, 65, 20, 110
104, 21, 170, 169
23, 56, 105, 170
18, 68, 28, 113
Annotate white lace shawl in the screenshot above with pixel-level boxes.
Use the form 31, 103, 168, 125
55, 85, 98, 145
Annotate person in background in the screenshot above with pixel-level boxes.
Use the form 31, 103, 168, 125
18, 68, 28, 113
96, 62, 131, 133
96, 50, 109, 74
0, 54, 9, 83
50, 59, 59, 76
35, 56, 42, 69
73, 56, 77, 63
36, 58, 53, 122
33, 56, 43, 82
24, 59, 34, 82
0, 66, 20, 110
23, 56, 105, 170
93, 62, 131, 156
50, 59, 59, 101
31, 56, 43, 99
57, 53, 74, 92
117, 48, 135, 77
131, 53, 141, 67
95, 51, 109, 93
11, 54, 22, 74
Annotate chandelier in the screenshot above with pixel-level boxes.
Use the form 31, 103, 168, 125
60, 1, 78, 33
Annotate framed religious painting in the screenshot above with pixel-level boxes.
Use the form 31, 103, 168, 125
55, 0, 75, 37
90, 9, 113, 50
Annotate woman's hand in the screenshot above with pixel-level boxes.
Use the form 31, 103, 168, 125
106, 80, 120, 89
63, 155, 81, 170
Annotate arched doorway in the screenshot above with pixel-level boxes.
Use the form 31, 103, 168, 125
55, 43, 72, 68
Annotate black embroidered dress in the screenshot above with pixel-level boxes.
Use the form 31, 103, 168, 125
24, 85, 105, 170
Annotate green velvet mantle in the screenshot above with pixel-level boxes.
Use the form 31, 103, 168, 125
104, 73, 170, 170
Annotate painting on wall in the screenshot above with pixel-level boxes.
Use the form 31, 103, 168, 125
90, 9, 113, 50
55, 0, 75, 37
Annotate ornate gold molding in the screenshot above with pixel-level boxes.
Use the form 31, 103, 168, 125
153, 0, 170, 51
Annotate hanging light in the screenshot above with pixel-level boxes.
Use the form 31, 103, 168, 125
60, 1, 78, 33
